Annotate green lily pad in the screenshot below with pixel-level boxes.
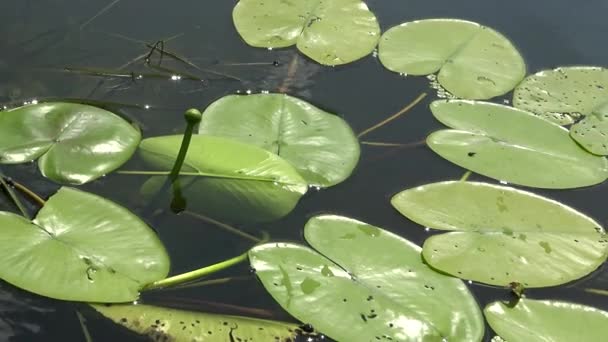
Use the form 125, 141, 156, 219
513, 66, 608, 155
391, 181, 608, 287
378, 19, 526, 100
0, 187, 169, 302
232, 0, 380, 65
93, 303, 315, 341
0, 102, 140, 185
485, 298, 608, 341
139, 135, 308, 223
427, 100, 608, 189
198, 94, 359, 187
249, 215, 484, 341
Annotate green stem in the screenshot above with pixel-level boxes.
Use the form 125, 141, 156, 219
460, 171, 472, 182
361, 140, 425, 148
0, 175, 30, 219
168, 109, 202, 184
357, 92, 428, 139
143, 251, 249, 291
585, 288, 608, 296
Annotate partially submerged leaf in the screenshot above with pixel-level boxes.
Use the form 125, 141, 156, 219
198, 94, 360, 187
392, 181, 608, 287
250, 215, 484, 341
93, 303, 314, 341
0, 102, 140, 184
232, 0, 380, 65
485, 298, 608, 341
513, 66, 608, 154
427, 100, 608, 189
139, 135, 308, 223
378, 19, 525, 99
0, 187, 169, 302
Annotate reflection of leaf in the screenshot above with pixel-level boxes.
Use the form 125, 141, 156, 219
485, 298, 608, 341
427, 100, 608, 189
0, 103, 140, 184
0, 187, 169, 302
250, 215, 484, 341
232, 0, 380, 65
392, 181, 608, 287
198, 93, 359, 187
379, 19, 525, 99
93, 303, 314, 341
514, 66, 608, 154
139, 135, 308, 223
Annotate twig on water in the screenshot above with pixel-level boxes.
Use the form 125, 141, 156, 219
357, 92, 428, 139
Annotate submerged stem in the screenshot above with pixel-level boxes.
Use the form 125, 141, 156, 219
357, 92, 428, 139
361, 140, 426, 148
0, 175, 30, 219
75, 310, 93, 342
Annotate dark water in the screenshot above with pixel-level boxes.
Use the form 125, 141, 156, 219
1, 0, 608, 340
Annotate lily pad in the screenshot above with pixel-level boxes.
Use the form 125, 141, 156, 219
139, 135, 308, 223
391, 181, 608, 287
250, 215, 484, 341
485, 299, 608, 341
232, 0, 380, 65
0, 187, 169, 302
198, 94, 359, 187
0, 102, 140, 184
513, 66, 608, 154
427, 100, 608, 189
378, 19, 526, 100
93, 303, 315, 341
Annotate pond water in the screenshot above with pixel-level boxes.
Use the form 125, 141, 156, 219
1, 0, 608, 340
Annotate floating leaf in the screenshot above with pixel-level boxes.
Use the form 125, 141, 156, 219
139, 135, 308, 223
427, 100, 608, 189
232, 0, 380, 65
198, 94, 359, 187
485, 298, 608, 341
513, 66, 608, 154
378, 19, 526, 99
0, 102, 140, 184
0, 187, 169, 302
391, 181, 608, 287
250, 215, 484, 341
93, 303, 314, 341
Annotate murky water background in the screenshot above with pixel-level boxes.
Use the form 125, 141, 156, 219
1, 0, 608, 340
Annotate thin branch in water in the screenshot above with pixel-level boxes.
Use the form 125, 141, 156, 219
0, 175, 30, 219
357, 92, 428, 139
153, 296, 277, 319
6, 178, 46, 207
183, 211, 263, 243
80, 0, 122, 30
361, 140, 426, 148
145, 40, 165, 66
217, 62, 277, 67
75, 310, 93, 342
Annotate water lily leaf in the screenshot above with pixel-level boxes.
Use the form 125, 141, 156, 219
198, 94, 359, 187
232, 0, 380, 65
92, 303, 315, 341
139, 135, 308, 223
485, 298, 608, 341
391, 181, 608, 287
0, 102, 140, 185
0, 187, 169, 302
427, 100, 608, 189
249, 215, 484, 341
378, 19, 526, 100
513, 66, 608, 154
